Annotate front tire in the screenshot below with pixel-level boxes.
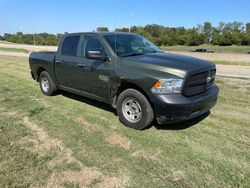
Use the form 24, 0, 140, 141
39, 71, 57, 96
116, 89, 154, 130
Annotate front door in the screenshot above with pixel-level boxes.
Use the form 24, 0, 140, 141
79, 34, 112, 102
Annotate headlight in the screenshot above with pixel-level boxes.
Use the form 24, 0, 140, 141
151, 79, 184, 94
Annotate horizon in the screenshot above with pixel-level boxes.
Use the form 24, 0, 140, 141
1, 21, 250, 35
1, 0, 250, 35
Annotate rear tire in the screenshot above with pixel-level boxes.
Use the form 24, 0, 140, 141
116, 89, 154, 130
39, 71, 57, 96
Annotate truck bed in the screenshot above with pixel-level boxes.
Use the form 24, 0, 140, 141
29, 51, 56, 81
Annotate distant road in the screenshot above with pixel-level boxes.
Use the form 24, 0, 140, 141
0, 43, 57, 52
0, 53, 249, 79
216, 65, 250, 79
1, 42, 250, 78
168, 51, 250, 63
0, 42, 250, 63
0, 51, 29, 57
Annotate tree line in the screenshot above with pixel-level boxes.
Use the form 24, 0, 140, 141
1, 21, 250, 46
1, 32, 63, 46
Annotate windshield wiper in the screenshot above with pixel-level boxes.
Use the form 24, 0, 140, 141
147, 50, 159, 53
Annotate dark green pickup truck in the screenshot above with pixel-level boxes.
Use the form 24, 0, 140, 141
29, 32, 219, 130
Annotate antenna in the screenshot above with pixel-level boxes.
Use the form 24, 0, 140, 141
31, 24, 36, 46
114, 19, 117, 71
128, 12, 134, 33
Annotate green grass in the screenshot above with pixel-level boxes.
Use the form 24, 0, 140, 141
161, 44, 250, 54
0, 47, 29, 53
0, 56, 250, 187
0, 40, 11, 44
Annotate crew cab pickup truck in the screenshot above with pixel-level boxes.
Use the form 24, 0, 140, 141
29, 32, 219, 130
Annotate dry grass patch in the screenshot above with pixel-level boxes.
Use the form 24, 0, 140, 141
19, 117, 65, 155
170, 169, 185, 182
74, 117, 97, 133
15, 116, 128, 187
131, 147, 162, 162
218, 77, 250, 91
47, 168, 125, 188
106, 134, 131, 150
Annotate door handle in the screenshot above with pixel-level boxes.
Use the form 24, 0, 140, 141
78, 63, 86, 68
56, 60, 62, 64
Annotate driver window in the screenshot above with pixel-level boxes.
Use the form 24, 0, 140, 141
84, 35, 106, 57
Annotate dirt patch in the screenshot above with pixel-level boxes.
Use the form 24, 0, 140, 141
106, 134, 131, 150
47, 168, 124, 188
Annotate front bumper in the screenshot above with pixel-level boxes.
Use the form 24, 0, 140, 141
150, 84, 219, 124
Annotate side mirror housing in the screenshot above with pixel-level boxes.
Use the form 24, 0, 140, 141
86, 50, 108, 60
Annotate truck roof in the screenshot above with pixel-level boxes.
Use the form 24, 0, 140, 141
64, 32, 138, 37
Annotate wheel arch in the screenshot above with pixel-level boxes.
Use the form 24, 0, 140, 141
112, 79, 154, 110
36, 67, 47, 81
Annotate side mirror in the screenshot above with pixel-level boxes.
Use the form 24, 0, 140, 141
86, 50, 108, 60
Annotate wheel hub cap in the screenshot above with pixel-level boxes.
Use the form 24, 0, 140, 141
122, 98, 142, 123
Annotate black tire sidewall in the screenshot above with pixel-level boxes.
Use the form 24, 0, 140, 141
116, 89, 154, 130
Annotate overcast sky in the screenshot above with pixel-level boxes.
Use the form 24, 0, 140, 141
0, 0, 249, 35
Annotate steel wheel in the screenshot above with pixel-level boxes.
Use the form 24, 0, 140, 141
122, 98, 142, 123
41, 77, 49, 92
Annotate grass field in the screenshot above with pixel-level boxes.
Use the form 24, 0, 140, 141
0, 40, 11, 44
161, 44, 250, 54
0, 56, 250, 187
0, 47, 29, 53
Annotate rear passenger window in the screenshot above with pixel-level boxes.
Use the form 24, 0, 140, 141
61, 36, 80, 56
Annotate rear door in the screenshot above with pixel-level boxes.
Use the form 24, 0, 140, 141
55, 34, 87, 90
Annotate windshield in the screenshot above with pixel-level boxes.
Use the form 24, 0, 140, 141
103, 34, 160, 57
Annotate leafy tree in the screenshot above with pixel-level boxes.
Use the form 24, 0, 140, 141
144, 24, 164, 38
185, 28, 206, 46
115, 27, 129, 32
96, 27, 109, 32
246, 23, 250, 34
130, 26, 153, 41
2, 21, 250, 46
203, 22, 213, 43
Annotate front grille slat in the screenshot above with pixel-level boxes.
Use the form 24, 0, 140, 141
182, 69, 216, 97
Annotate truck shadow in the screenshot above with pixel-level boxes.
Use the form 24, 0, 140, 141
153, 112, 210, 130
60, 91, 116, 114
60, 91, 209, 131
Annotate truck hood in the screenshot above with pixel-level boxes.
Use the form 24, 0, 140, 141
122, 52, 215, 77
